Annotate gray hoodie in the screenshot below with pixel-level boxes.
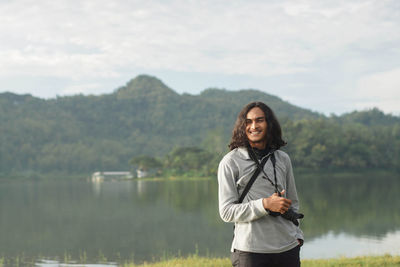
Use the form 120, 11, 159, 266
218, 147, 304, 253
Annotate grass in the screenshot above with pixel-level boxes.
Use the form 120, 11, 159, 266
303, 254, 400, 266
122, 254, 400, 267
122, 255, 230, 267
1, 254, 399, 266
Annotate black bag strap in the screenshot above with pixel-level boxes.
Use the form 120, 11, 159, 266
238, 152, 272, 203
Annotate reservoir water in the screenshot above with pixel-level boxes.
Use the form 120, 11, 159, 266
0, 171, 399, 264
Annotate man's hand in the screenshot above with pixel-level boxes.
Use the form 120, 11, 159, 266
262, 190, 291, 214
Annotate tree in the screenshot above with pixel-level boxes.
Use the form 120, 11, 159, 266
130, 156, 162, 171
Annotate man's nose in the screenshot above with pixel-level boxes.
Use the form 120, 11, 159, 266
250, 121, 257, 129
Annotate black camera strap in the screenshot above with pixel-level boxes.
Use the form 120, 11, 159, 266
249, 147, 279, 194
238, 147, 276, 203
269, 152, 281, 196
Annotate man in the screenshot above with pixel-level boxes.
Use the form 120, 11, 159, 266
218, 102, 304, 267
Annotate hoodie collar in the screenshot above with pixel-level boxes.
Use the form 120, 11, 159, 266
237, 147, 252, 160
237, 146, 275, 161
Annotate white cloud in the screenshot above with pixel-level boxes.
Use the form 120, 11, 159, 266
354, 68, 400, 114
61, 83, 103, 96
1, 0, 397, 76
0, 0, 399, 114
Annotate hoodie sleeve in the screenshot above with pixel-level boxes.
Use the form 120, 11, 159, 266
218, 156, 268, 223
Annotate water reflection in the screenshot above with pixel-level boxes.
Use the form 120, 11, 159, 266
91, 179, 134, 196
301, 230, 400, 259
92, 180, 102, 196
0, 172, 399, 264
36, 259, 117, 267
296, 172, 400, 239
137, 180, 147, 196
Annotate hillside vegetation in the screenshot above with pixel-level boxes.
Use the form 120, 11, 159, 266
1, 75, 399, 177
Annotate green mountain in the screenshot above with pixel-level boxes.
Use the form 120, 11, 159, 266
0, 75, 399, 176
335, 108, 400, 126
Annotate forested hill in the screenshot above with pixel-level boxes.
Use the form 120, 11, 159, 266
1, 74, 399, 176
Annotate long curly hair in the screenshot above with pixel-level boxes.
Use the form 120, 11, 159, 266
228, 102, 286, 150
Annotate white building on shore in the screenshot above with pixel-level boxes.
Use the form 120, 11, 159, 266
91, 171, 133, 182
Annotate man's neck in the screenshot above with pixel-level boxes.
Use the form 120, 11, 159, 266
249, 141, 266, 150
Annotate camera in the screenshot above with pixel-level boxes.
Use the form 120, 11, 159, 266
267, 208, 304, 226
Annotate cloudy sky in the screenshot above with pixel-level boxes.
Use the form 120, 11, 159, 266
1, 0, 399, 115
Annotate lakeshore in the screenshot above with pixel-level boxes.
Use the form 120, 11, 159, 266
1, 254, 399, 267
122, 255, 400, 267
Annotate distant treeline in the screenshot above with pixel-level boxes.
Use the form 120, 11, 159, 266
282, 117, 399, 170
0, 75, 399, 177
131, 117, 400, 177
130, 147, 219, 177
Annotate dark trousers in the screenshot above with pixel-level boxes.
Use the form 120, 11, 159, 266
231, 246, 300, 267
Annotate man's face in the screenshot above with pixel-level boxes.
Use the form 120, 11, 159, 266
245, 107, 267, 148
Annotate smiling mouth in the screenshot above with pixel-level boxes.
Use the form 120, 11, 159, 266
249, 131, 262, 135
